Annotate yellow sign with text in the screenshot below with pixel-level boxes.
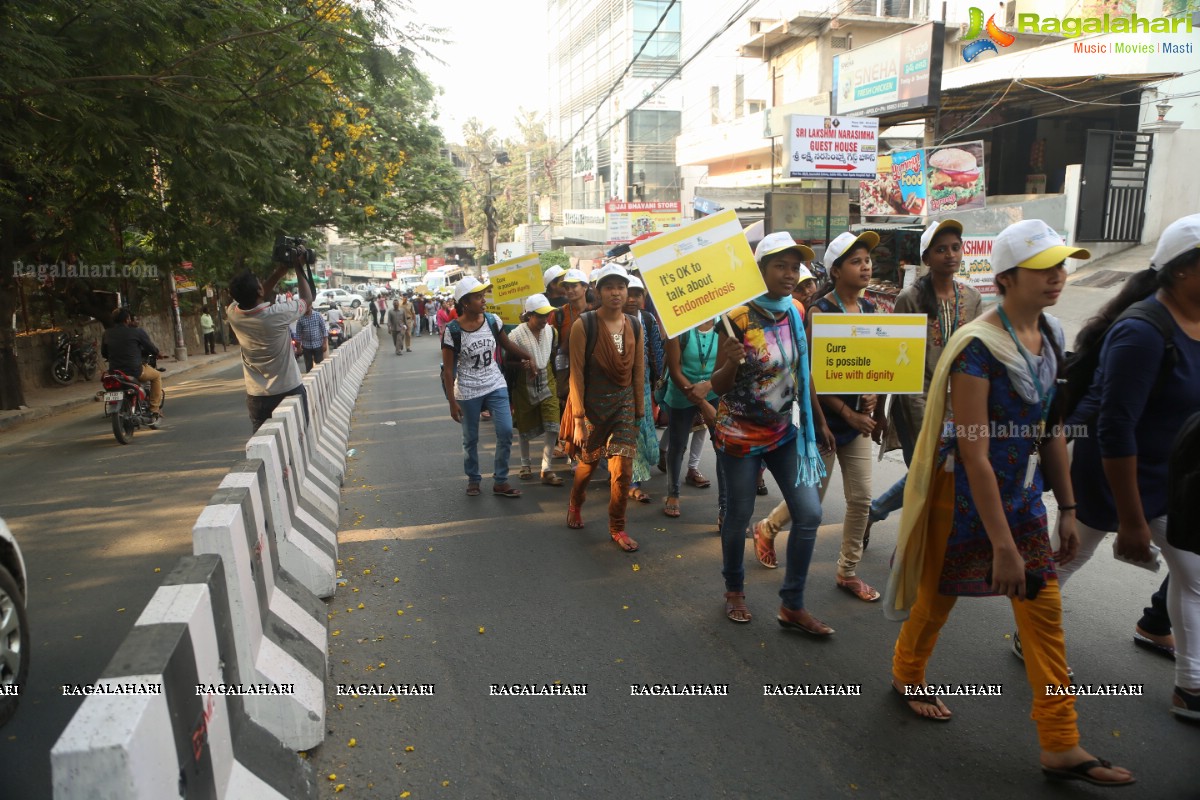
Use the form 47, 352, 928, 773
810, 313, 927, 394
489, 253, 543, 305
630, 209, 765, 339
488, 301, 524, 328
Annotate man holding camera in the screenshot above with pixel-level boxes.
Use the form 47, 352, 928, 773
226, 243, 315, 432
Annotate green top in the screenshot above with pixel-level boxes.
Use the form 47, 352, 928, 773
663, 327, 720, 409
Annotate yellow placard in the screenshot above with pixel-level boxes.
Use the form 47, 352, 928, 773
630, 209, 764, 339
488, 301, 524, 328
489, 253, 543, 305
810, 313, 927, 395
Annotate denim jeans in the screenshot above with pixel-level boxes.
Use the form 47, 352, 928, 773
457, 387, 513, 485
718, 442, 822, 610
869, 405, 917, 522
665, 405, 726, 515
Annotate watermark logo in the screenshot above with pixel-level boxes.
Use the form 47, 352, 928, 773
962, 7, 1017, 62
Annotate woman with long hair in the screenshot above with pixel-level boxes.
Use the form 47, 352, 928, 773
707, 232, 834, 629
625, 275, 664, 504
661, 318, 724, 522
884, 219, 1133, 786
1060, 214, 1200, 719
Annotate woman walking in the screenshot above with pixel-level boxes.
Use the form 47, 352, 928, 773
440, 277, 534, 499
509, 294, 564, 486
885, 219, 1133, 786
661, 318, 725, 524
562, 266, 644, 552
625, 274, 664, 504
1061, 213, 1200, 719
708, 232, 833, 629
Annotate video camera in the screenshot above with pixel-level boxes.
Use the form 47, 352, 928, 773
273, 235, 318, 295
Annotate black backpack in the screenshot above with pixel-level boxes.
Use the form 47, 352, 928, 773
1167, 411, 1200, 556
439, 313, 503, 400
1063, 299, 1178, 427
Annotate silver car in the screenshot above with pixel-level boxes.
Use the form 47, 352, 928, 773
0, 518, 29, 727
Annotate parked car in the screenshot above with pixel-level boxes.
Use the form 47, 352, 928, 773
0, 517, 29, 727
313, 288, 362, 311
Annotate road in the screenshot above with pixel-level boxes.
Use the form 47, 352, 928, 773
311, 324, 1197, 799
0, 321, 369, 798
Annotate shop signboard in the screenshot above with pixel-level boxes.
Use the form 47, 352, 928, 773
563, 208, 605, 226
605, 201, 683, 245
173, 273, 198, 293
926, 141, 987, 214
859, 149, 928, 216
959, 236, 998, 300
787, 114, 879, 180
572, 141, 596, 181
832, 22, 945, 118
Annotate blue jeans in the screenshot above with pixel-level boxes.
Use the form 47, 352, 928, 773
869, 404, 918, 522
719, 442, 822, 610
665, 405, 726, 514
458, 387, 513, 485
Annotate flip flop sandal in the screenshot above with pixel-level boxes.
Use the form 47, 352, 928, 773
685, 469, 711, 488
1041, 758, 1135, 787
891, 684, 951, 722
777, 607, 833, 636
753, 522, 777, 569
465, 483, 481, 496
724, 592, 751, 623
541, 471, 564, 486
836, 576, 881, 602
1133, 631, 1176, 660
567, 505, 584, 529
663, 499, 681, 518
611, 531, 639, 552
493, 484, 522, 498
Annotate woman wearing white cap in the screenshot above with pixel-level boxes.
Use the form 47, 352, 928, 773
561, 265, 644, 552
1060, 212, 1200, 721
550, 268, 590, 409
624, 274, 665, 504
754, 230, 887, 600
509, 293, 565, 486
543, 265, 568, 308
706, 232, 835, 630
885, 219, 1134, 786
865, 220, 983, 543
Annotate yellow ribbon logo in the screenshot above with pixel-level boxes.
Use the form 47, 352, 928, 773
725, 243, 742, 270
896, 341, 911, 366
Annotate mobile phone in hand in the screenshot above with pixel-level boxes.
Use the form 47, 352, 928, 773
985, 566, 1045, 600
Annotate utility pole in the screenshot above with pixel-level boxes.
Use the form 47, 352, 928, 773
526, 151, 534, 226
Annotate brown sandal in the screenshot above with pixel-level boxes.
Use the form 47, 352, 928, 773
836, 576, 881, 602
628, 487, 652, 504
685, 469, 711, 488
778, 606, 834, 636
541, 471, 564, 486
611, 531, 639, 552
724, 592, 751, 623
567, 505, 584, 529
663, 498, 680, 518
466, 482, 481, 496
753, 521, 777, 569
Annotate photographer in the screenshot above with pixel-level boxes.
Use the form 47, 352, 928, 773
226, 239, 315, 432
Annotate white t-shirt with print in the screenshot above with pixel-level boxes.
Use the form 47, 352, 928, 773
444, 317, 507, 401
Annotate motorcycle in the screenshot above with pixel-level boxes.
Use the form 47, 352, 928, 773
51, 330, 99, 385
101, 367, 165, 444
328, 321, 344, 349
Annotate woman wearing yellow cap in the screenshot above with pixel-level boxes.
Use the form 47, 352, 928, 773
884, 219, 1133, 786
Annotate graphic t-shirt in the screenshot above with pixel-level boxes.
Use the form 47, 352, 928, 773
443, 317, 507, 401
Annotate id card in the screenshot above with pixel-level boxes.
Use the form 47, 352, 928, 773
1023, 454, 1038, 489
554, 352, 569, 371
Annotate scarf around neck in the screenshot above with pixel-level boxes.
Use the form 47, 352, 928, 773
590, 311, 636, 387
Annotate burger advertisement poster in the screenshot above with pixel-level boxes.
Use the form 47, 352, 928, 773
926, 141, 986, 213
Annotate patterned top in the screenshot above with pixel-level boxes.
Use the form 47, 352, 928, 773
714, 304, 803, 458
936, 338, 1057, 595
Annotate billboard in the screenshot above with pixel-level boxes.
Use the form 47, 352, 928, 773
605, 201, 683, 244
787, 114, 879, 180
859, 149, 928, 216
832, 22, 945, 118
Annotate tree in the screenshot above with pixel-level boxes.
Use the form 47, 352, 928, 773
0, 0, 460, 407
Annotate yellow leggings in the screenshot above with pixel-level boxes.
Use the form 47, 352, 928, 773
891, 470, 1078, 752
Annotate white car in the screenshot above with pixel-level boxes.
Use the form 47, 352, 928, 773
313, 288, 362, 311
0, 517, 29, 727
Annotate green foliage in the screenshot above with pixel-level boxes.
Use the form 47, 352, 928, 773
539, 250, 571, 271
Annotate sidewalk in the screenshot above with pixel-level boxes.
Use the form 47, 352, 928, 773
0, 346, 242, 433
1057, 241, 1155, 344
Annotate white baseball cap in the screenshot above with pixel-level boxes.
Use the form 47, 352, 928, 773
561, 268, 587, 284
920, 219, 964, 258
991, 219, 1090, 274
453, 276, 491, 303
523, 293, 555, 315
824, 230, 881, 266
627, 274, 646, 291
797, 265, 815, 284
1151, 213, 1200, 270
542, 265, 566, 289
592, 264, 631, 286
753, 231, 815, 263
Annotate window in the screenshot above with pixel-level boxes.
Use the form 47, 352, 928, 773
629, 109, 681, 145
735, 75, 745, 118
632, 0, 681, 62
710, 86, 720, 125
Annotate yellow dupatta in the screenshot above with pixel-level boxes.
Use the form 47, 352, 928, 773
882, 318, 1030, 620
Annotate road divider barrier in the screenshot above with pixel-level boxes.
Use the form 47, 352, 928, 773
51, 325, 380, 797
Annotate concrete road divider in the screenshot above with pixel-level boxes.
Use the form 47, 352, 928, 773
192, 483, 326, 750
273, 399, 340, 530
51, 556, 316, 799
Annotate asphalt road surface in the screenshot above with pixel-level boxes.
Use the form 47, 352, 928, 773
310, 330, 1198, 799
